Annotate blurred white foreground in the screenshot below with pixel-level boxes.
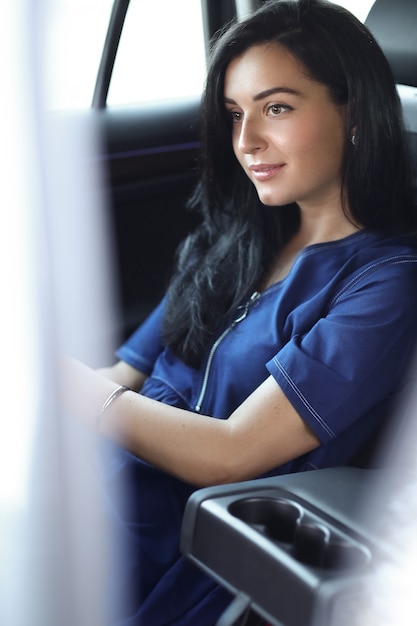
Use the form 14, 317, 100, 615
0, 1, 117, 625
354, 374, 417, 626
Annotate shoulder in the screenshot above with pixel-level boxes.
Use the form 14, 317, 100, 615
280, 231, 417, 317
301, 231, 417, 287
305, 230, 417, 262
314, 234, 417, 328
329, 231, 417, 301
281, 231, 417, 300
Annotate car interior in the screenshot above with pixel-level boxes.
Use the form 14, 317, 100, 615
178, 0, 417, 625
36, 0, 417, 624
89, 0, 417, 624
4, 1, 417, 626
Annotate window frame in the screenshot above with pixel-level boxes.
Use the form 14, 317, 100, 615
92, 0, 237, 110
92, 0, 130, 109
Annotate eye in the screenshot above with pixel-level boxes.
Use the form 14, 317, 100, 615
266, 103, 291, 116
228, 110, 243, 123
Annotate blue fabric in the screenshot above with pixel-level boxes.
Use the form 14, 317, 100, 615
108, 230, 417, 624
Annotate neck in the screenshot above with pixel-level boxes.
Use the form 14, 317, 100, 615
295, 200, 361, 247
260, 209, 362, 289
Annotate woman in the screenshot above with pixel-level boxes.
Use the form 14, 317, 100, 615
64, 1, 417, 624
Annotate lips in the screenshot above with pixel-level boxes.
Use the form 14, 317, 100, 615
249, 163, 285, 181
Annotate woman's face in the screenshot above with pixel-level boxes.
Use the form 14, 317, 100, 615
224, 43, 347, 213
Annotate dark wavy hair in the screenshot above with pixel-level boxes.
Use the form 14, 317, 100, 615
162, 0, 417, 368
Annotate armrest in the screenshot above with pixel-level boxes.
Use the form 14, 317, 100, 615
181, 467, 390, 626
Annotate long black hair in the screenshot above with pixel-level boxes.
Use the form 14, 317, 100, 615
162, 0, 417, 368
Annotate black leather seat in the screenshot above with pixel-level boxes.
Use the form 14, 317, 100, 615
348, 0, 417, 468
366, 0, 417, 200
365, 0, 417, 87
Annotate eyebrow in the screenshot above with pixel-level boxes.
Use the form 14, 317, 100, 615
224, 86, 302, 104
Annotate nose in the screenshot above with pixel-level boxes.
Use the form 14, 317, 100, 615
237, 117, 267, 154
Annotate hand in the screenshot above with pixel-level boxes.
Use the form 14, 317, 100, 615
60, 356, 117, 430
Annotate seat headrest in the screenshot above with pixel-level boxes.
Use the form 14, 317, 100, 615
365, 0, 417, 87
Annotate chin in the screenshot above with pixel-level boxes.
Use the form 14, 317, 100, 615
258, 193, 289, 207
254, 186, 290, 207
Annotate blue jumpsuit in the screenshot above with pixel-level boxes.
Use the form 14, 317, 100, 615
103, 231, 417, 625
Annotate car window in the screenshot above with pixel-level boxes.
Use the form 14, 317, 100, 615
44, 0, 114, 110
107, 0, 206, 107
44, 0, 206, 111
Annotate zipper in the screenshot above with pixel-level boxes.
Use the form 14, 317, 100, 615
194, 291, 260, 413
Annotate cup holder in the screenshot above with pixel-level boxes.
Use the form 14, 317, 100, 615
228, 497, 370, 571
293, 522, 330, 566
228, 497, 302, 543
292, 522, 370, 569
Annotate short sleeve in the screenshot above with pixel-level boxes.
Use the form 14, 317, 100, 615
116, 298, 166, 375
267, 258, 417, 444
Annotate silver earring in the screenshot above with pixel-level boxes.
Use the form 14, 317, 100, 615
350, 134, 358, 146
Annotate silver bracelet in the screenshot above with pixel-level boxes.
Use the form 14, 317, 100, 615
97, 385, 131, 428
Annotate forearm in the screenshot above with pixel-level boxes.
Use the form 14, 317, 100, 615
101, 389, 236, 485
62, 357, 235, 486
61, 358, 319, 487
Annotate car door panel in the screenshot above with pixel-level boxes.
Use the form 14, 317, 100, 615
97, 98, 202, 338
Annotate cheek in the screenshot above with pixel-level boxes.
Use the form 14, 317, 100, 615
318, 129, 345, 174
291, 121, 345, 170
270, 120, 320, 159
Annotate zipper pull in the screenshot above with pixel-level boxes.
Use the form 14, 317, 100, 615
233, 291, 260, 324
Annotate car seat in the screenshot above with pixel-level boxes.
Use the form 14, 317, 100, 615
366, 0, 417, 198
345, 0, 417, 469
